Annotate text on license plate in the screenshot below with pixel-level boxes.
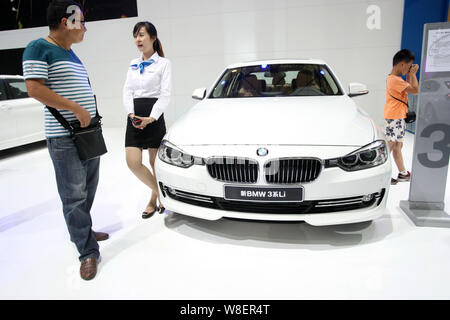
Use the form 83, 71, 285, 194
224, 186, 304, 202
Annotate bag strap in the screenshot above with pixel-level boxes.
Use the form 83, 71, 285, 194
88, 78, 100, 118
46, 77, 100, 134
46, 106, 74, 135
386, 78, 409, 109
388, 91, 409, 109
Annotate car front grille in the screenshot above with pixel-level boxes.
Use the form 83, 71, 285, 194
264, 158, 322, 184
161, 183, 385, 215
206, 157, 259, 183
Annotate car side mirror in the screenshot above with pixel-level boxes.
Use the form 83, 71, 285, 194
192, 88, 207, 100
348, 83, 369, 97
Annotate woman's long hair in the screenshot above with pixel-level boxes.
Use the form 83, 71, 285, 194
133, 21, 165, 57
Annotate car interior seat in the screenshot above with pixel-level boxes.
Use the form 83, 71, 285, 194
238, 74, 261, 96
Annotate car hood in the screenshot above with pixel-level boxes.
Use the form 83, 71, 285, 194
167, 96, 375, 147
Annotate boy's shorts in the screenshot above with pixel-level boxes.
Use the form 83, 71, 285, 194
384, 119, 406, 142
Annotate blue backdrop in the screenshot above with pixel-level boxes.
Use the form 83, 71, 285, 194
401, 0, 449, 133
401, 0, 450, 80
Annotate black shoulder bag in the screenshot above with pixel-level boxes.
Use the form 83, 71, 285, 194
388, 91, 416, 123
46, 95, 107, 161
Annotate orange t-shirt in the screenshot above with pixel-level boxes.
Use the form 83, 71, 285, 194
384, 74, 410, 119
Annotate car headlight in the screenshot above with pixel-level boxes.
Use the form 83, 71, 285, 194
326, 140, 388, 171
158, 140, 204, 168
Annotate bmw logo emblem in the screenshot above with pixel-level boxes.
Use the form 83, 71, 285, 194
257, 148, 269, 157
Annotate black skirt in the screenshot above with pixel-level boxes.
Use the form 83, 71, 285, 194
125, 98, 166, 149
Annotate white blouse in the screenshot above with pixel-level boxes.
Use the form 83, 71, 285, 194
123, 52, 172, 120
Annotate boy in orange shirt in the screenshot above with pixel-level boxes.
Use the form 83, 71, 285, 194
384, 49, 419, 185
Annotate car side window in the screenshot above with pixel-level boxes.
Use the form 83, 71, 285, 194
5, 79, 29, 99
0, 81, 7, 101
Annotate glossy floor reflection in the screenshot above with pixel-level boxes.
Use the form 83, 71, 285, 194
0, 128, 449, 299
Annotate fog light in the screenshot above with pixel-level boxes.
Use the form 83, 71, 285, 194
362, 194, 373, 202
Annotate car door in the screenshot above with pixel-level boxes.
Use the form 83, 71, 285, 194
3, 78, 45, 147
0, 79, 17, 150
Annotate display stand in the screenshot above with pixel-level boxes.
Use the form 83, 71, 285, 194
400, 22, 450, 227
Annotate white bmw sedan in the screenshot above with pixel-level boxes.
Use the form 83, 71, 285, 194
155, 59, 391, 226
0, 75, 45, 151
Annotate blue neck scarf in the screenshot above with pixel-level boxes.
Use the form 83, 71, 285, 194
130, 58, 155, 74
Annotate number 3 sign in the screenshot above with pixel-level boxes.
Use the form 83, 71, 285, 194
401, 22, 450, 228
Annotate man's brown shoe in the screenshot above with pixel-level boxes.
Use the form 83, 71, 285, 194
93, 231, 109, 241
80, 257, 98, 281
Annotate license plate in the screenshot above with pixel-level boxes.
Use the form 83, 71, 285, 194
224, 185, 304, 202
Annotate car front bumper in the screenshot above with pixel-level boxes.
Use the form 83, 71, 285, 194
155, 145, 391, 226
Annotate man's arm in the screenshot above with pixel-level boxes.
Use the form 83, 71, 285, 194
26, 79, 91, 127
405, 64, 419, 94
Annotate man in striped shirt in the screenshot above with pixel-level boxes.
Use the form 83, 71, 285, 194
23, 0, 107, 281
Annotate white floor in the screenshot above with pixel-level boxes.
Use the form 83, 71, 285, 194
0, 128, 449, 300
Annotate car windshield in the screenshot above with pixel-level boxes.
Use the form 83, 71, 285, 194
210, 63, 343, 98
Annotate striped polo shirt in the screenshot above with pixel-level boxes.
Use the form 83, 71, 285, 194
22, 38, 96, 138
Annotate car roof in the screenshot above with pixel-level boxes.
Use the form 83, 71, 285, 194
226, 59, 327, 69
0, 75, 24, 79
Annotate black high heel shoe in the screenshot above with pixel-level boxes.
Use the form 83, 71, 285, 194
158, 205, 165, 214
142, 207, 157, 219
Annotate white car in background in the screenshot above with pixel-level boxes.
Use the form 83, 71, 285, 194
0, 75, 45, 151
155, 59, 391, 226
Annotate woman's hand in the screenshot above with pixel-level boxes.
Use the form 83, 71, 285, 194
134, 116, 156, 129
129, 113, 142, 128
